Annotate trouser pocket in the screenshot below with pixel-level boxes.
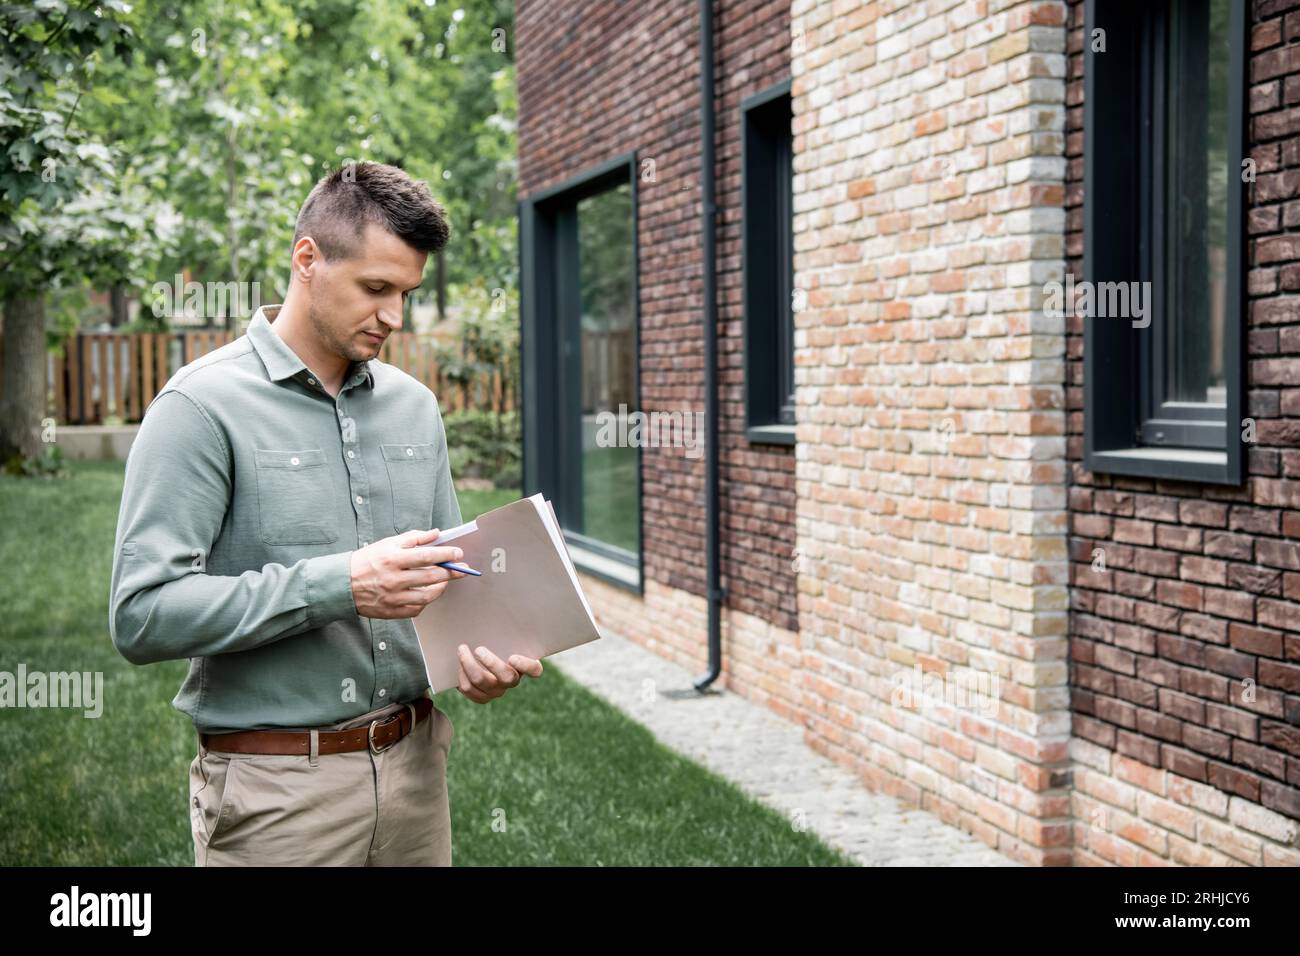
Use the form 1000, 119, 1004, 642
190, 750, 241, 848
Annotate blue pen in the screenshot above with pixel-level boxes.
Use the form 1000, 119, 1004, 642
437, 561, 481, 576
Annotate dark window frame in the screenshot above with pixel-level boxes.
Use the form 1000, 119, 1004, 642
519, 152, 644, 593
1083, 0, 1247, 485
741, 78, 797, 447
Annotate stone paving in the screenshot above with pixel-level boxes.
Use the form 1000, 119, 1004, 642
553, 628, 1019, 866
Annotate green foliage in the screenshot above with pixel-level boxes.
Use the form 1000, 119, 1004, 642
577, 183, 635, 336
0, 0, 171, 300
436, 287, 520, 487
88, 0, 314, 306
42, 280, 94, 350
77, 0, 518, 315
436, 284, 519, 415
3, 444, 69, 479
3, 0, 520, 327
460, 284, 519, 372
121, 304, 171, 333
444, 408, 519, 489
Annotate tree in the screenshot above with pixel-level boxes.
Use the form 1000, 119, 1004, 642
101, 0, 326, 324
276, 0, 519, 308
95, 0, 519, 325
0, 0, 164, 461
1, 0, 522, 462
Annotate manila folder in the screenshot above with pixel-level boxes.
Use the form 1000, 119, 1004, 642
412, 494, 602, 693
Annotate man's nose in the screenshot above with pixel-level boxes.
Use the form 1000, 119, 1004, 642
376, 297, 404, 331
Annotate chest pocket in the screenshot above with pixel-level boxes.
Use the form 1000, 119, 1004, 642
382, 442, 436, 535
254, 448, 339, 546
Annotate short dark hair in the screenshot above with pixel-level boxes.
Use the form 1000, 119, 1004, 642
292, 161, 451, 261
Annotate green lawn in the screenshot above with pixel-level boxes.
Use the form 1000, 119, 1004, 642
0, 461, 850, 866
582, 444, 639, 553
455, 485, 518, 523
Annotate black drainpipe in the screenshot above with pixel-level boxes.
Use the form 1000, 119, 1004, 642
694, 0, 724, 693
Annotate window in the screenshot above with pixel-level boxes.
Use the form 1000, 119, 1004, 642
520, 155, 642, 590
742, 79, 796, 445
572, 184, 638, 555
1083, 0, 1246, 484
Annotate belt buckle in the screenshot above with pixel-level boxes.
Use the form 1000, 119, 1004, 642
368, 712, 403, 755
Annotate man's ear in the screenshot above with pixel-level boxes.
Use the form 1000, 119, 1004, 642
291, 237, 321, 282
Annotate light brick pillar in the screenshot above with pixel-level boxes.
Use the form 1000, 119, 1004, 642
791, 0, 1072, 865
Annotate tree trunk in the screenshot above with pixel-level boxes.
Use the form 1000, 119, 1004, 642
225, 121, 240, 335
0, 295, 48, 461
435, 249, 446, 322
110, 284, 129, 327
460, 334, 469, 409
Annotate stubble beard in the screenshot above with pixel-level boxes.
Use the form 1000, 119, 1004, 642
306, 295, 371, 364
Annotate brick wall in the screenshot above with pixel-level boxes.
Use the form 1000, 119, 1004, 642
791, 0, 1074, 865
716, 0, 799, 633
516, 0, 799, 635
1064, 0, 1300, 864
519, 0, 1300, 866
517, 1, 704, 598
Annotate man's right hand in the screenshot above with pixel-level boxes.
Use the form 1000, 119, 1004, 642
349, 528, 467, 619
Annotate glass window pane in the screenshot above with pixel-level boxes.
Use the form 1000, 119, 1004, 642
1165, 0, 1229, 406
776, 108, 795, 425
576, 183, 638, 554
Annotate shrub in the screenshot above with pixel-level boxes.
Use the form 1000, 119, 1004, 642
443, 409, 520, 489
3, 445, 69, 479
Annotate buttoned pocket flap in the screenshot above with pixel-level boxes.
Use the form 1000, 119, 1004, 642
381, 443, 435, 462
381, 443, 437, 534
253, 447, 338, 546
255, 448, 326, 469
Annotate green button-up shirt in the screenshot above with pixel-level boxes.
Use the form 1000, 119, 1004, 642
109, 304, 462, 733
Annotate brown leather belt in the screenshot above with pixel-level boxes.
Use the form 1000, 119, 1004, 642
200, 697, 434, 756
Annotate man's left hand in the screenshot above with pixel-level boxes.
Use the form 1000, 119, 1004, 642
455, 643, 543, 703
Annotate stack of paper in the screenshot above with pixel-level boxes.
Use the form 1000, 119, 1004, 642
412, 493, 602, 693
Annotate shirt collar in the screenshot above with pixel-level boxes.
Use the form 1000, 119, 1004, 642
246, 304, 375, 390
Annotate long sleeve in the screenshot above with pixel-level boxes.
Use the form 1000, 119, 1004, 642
430, 394, 464, 531
108, 389, 357, 665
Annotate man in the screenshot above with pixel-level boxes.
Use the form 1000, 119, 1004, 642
109, 160, 542, 866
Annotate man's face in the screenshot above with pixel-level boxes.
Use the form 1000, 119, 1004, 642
302, 221, 428, 363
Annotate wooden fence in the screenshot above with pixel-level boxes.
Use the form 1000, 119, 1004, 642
580, 327, 635, 413
48, 331, 514, 425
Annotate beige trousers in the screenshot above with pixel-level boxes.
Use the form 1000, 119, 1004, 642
188, 691, 454, 866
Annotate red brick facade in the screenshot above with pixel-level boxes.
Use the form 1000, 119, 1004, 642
517, 0, 1300, 865
1065, 0, 1300, 863
516, 0, 798, 628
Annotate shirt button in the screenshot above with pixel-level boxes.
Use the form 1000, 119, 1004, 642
307, 377, 316, 386
290, 456, 300, 466
378, 641, 387, 651
378, 688, 386, 698
347, 450, 356, 459
356, 495, 364, 505
405, 447, 414, 456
